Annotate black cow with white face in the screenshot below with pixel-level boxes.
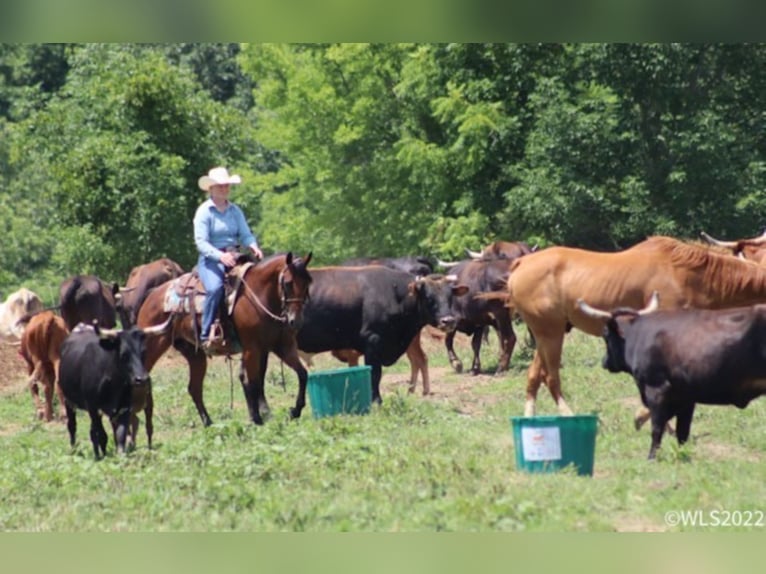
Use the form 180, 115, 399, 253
58, 318, 170, 459
578, 292, 766, 459
297, 268, 467, 403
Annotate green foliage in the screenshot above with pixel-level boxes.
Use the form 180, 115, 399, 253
6, 44, 256, 284
4, 43, 766, 288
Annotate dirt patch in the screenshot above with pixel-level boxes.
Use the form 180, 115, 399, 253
0, 339, 29, 395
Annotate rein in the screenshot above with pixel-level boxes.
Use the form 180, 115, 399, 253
242, 277, 287, 323
241, 266, 305, 323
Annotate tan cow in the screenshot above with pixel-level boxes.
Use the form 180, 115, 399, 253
0, 287, 44, 340
505, 236, 766, 418
18, 311, 69, 421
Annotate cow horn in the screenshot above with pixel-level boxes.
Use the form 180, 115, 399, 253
699, 231, 738, 248
97, 326, 120, 339
141, 314, 174, 336
445, 274, 458, 282
576, 298, 612, 320
466, 249, 482, 259
746, 230, 766, 245
436, 259, 460, 269
638, 291, 660, 315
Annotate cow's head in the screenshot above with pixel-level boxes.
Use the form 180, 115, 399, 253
576, 292, 660, 374
409, 274, 469, 332
93, 315, 173, 386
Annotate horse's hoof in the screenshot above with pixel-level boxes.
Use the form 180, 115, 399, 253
289, 407, 302, 419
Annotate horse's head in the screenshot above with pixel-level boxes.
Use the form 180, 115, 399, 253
278, 251, 313, 329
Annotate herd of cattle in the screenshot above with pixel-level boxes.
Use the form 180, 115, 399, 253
1, 229, 765, 460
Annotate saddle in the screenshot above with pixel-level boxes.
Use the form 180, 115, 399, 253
163, 254, 256, 356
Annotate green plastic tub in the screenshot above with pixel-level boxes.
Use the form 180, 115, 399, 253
307, 366, 372, 419
510, 414, 599, 476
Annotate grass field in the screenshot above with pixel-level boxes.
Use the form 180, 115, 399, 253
0, 328, 763, 532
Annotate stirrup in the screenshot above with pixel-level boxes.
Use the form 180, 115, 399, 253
209, 320, 225, 344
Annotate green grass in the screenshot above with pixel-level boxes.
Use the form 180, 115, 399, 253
0, 331, 763, 531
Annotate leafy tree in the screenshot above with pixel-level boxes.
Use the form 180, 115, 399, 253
7, 44, 256, 283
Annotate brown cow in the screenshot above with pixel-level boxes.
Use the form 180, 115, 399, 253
18, 311, 69, 421
117, 258, 185, 328
59, 275, 119, 331
504, 236, 766, 417
466, 240, 535, 261
299, 330, 431, 395
699, 230, 766, 265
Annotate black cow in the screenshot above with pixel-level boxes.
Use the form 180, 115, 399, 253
577, 293, 766, 459
341, 256, 434, 277
297, 267, 468, 402
117, 258, 185, 327
58, 318, 171, 459
444, 257, 517, 374
59, 275, 120, 331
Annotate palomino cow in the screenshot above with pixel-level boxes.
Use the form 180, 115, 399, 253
0, 287, 44, 340
18, 311, 69, 421
503, 236, 766, 417
578, 293, 766, 459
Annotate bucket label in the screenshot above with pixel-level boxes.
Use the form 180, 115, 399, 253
521, 426, 562, 461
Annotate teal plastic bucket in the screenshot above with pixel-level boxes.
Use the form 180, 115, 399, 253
308, 366, 372, 419
510, 415, 598, 476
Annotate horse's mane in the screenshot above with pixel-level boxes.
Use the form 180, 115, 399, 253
646, 236, 766, 299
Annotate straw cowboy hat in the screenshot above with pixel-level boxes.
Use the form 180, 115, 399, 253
198, 166, 242, 191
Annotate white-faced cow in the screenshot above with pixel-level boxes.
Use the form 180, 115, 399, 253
58, 317, 171, 459
297, 267, 468, 403
578, 292, 766, 459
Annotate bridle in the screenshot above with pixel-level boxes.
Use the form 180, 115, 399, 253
242, 265, 308, 323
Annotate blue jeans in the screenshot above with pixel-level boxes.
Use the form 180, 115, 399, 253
198, 255, 226, 340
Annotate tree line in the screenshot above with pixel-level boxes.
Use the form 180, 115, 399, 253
2, 43, 766, 298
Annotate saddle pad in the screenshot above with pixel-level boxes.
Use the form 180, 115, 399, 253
163, 279, 205, 315
162, 262, 255, 315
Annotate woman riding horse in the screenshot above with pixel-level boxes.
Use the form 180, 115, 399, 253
136, 252, 312, 426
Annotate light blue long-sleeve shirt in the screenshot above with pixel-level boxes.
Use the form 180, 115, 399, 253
193, 199, 258, 262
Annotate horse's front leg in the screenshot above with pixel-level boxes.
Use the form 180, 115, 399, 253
277, 342, 308, 420
240, 349, 268, 425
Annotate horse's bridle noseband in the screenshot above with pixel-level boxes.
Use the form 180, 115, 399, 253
243, 265, 309, 323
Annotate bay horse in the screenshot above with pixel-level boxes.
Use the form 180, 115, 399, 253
135, 252, 313, 426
